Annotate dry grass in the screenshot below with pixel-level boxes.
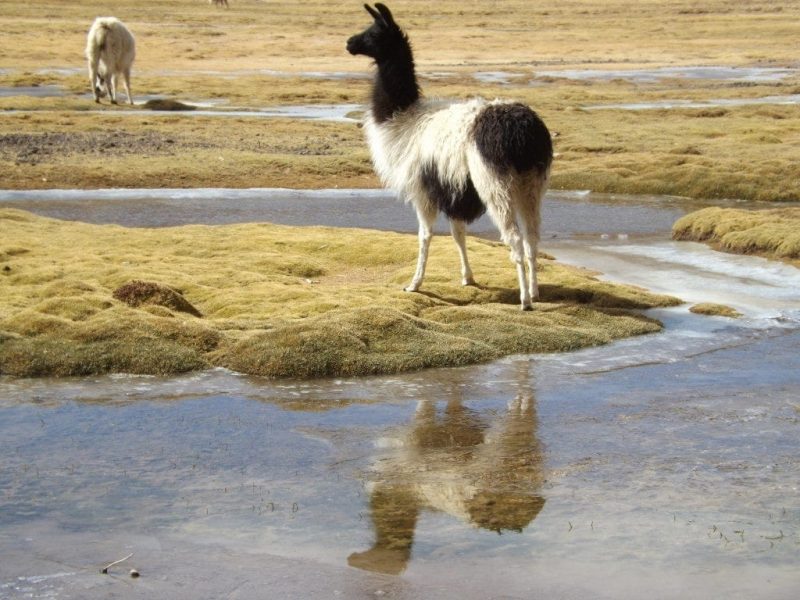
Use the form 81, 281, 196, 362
0, 1, 799, 199
689, 303, 742, 318
0, 209, 679, 378
672, 206, 800, 264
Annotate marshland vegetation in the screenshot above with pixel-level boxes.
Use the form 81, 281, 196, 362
1, 0, 798, 377
0, 209, 677, 377
1, 0, 799, 201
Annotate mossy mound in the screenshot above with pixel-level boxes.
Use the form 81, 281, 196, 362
0, 208, 680, 378
672, 206, 800, 265
689, 303, 742, 318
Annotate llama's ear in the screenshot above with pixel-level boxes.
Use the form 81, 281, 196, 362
374, 3, 396, 27
364, 4, 381, 22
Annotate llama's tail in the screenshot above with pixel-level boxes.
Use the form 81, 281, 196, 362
473, 103, 553, 175
95, 22, 111, 52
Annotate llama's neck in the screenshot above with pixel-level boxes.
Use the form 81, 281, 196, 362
371, 42, 420, 123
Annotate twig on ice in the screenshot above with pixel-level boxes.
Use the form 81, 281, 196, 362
100, 553, 134, 574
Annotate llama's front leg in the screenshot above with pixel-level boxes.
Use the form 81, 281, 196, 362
449, 219, 476, 286
405, 205, 437, 292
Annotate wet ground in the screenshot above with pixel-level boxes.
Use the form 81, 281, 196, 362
1, 189, 798, 599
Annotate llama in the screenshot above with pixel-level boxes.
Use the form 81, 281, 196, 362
85, 17, 136, 105
347, 3, 553, 310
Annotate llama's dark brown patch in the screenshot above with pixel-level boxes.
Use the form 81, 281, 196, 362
112, 280, 202, 317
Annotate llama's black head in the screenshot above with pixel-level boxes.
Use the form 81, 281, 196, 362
347, 3, 419, 122
347, 3, 407, 62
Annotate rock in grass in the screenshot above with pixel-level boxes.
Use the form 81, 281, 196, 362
113, 280, 202, 317
142, 98, 196, 111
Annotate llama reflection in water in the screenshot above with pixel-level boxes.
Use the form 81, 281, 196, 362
349, 362, 545, 575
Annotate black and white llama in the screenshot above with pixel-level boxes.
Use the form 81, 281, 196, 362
347, 3, 553, 310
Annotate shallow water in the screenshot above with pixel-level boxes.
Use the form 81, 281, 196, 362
535, 65, 798, 83
0, 187, 722, 238
584, 94, 800, 111
2, 104, 361, 122
0, 85, 64, 98
1, 189, 799, 599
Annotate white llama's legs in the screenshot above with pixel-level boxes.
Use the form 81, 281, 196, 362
518, 174, 547, 301
122, 68, 133, 105
522, 234, 538, 301
108, 72, 118, 104
449, 219, 475, 286
405, 202, 437, 292
88, 58, 101, 103
468, 151, 532, 309
489, 201, 531, 309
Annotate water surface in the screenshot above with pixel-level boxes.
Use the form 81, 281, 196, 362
1, 189, 798, 599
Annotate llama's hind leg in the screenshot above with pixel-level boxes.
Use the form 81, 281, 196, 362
519, 208, 541, 301
449, 219, 476, 286
88, 58, 101, 103
518, 175, 546, 301
405, 203, 437, 293
481, 198, 531, 309
108, 73, 118, 105
492, 205, 532, 309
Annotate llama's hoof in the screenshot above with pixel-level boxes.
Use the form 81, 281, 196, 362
462, 277, 477, 287
94, 98, 100, 104
403, 285, 420, 293
521, 304, 534, 312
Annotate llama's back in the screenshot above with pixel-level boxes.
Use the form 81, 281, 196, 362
86, 17, 135, 71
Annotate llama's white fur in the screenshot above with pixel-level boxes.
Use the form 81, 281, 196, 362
85, 17, 136, 105
363, 98, 549, 308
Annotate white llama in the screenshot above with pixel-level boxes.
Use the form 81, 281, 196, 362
86, 17, 136, 105
347, 3, 553, 310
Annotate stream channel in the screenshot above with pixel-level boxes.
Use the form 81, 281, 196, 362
1, 188, 799, 599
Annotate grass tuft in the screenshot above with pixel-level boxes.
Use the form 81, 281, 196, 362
672, 207, 800, 264
689, 303, 742, 318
